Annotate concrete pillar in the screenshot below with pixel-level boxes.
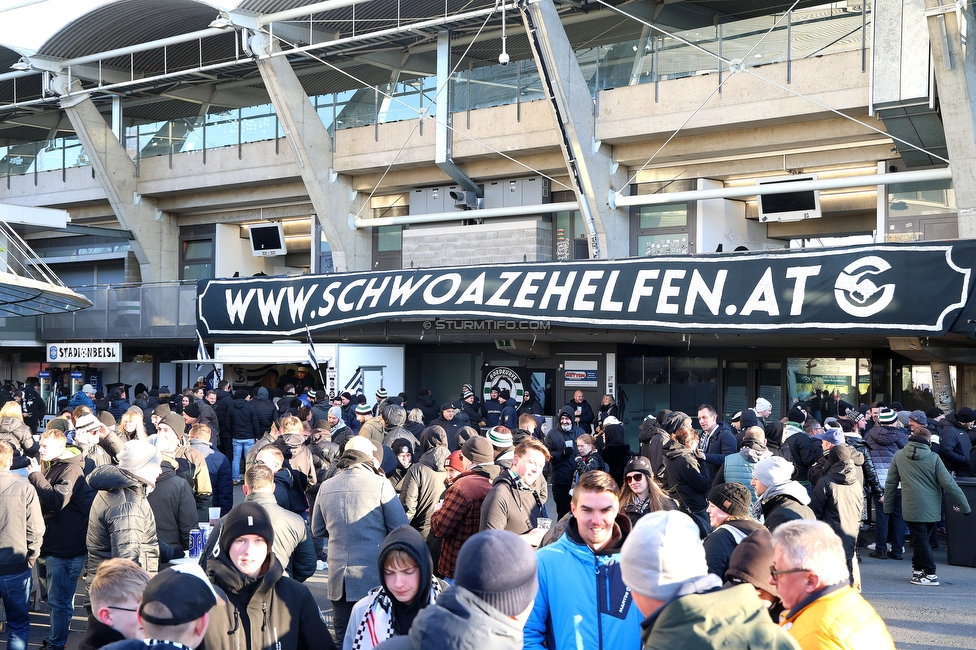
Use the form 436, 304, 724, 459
925, 0, 976, 238
250, 33, 371, 272
54, 77, 178, 283
930, 361, 955, 413
520, 0, 629, 259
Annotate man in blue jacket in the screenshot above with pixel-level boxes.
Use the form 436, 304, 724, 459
524, 470, 643, 650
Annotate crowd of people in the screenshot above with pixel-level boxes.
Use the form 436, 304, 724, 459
0, 372, 971, 650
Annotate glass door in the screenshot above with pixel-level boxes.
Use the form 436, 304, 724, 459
722, 359, 783, 423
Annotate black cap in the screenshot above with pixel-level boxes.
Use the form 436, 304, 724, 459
138, 565, 222, 626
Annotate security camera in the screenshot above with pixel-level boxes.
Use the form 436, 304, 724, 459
499, 51, 510, 66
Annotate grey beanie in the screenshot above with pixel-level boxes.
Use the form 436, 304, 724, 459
753, 456, 795, 487
328, 406, 343, 420
621, 510, 707, 601
118, 440, 163, 487
454, 530, 538, 616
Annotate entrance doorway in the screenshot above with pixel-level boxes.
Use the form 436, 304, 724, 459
722, 360, 783, 423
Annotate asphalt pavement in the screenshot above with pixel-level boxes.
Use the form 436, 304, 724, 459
6, 487, 975, 650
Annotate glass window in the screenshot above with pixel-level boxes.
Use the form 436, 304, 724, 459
630, 185, 694, 256
377, 226, 402, 252
639, 205, 687, 229
184, 240, 213, 259
787, 357, 858, 410
618, 356, 717, 439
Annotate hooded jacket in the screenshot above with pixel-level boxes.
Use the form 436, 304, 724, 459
251, 388, 278, 436
664, 443, 710, 514
0, 468, 44, 574
146, 459, 197, 551
415, 393, 440, 426
86, 464, 164, 577
935, 414, 972, 475
202, 491, 318, 583
639, 415, 670, 484
311, 451, 410, 601
480, 467, 546, 535
28, 446, 93, 559
227, 397, 260, 440
524, 514, 642, 650
640, 581, 799, 650
0, 416, 38, 469
885, 437, 971, 522
545, 407, 582, 485
374, 586, 525, 650
344, 525, 443, 649
758, 482, 815, 532
204, 552, 335, 650
399, 446, 449, 538
517, 389, 544, 417
783, 427, 819, 483
810, 445, 863, 559
598, 424, 632, 486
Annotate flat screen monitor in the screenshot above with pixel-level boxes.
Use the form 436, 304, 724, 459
758, 174, 822, 223
249, 223, 287, 257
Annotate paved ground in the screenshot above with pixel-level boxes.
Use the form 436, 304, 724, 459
4, 489, 975, 650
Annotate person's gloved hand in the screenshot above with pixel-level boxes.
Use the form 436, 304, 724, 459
171, 546, 186, 559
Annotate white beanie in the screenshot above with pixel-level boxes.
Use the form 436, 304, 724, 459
755, 397, 772, 412
620, 511, 707, 601
753, 456, 795, 487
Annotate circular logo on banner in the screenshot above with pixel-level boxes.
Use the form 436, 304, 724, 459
48, 346, 58, 361
833, 256, 895, 318
483, 367, 524, 402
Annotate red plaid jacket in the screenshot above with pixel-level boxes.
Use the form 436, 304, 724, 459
430, 467, 493, 577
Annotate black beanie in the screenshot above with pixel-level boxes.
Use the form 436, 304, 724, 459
453, 530, 538, 616
219, 502, 274, 557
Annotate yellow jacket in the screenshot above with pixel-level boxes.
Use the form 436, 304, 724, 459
780, 585, 894, 650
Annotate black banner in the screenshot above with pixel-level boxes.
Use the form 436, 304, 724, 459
197, 243, 974, 337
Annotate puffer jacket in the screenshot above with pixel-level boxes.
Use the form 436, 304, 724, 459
415, 393, 440, 425
713, 441, 770, 501
399, 446, 449, 538
783, 425, 819, 483
844, 432, 883, 499
107, 398, 131, 422
885, 437, 971, 522
204, 553, 335, 650
86, 465, 167, 577
936, 414, 972, 475
524, 515, 643, 650
865, 425, 908, 484
28, 446, 93, 558
251, 393, 278, 436
0, 416, 38, 469
374, 586, 525, 650
146, 460, 197, 551
781, 584, 894, 650
810, 446, 863, 560
545, 407, 582, 485
664, 444, 710, 514
0, 468, 44, 573
479, 468, 546, 534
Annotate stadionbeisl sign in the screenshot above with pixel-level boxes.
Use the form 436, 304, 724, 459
197, 243, 974, 337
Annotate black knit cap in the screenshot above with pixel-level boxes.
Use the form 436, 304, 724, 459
453, 530, 538, 616
707, 482, 752, 518
219, 501, 274, 557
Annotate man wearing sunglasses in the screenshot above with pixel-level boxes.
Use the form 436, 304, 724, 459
771, 520, 893, 649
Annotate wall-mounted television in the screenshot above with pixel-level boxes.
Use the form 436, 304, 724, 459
248, 223, 287, 257
757, 174, 822, 223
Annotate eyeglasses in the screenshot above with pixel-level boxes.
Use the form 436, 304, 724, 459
106, 605, 139, 612
769, 565, 811, 577
625, 473, 645, 483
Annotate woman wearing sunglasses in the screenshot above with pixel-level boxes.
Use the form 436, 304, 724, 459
618, 456, 676, 526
